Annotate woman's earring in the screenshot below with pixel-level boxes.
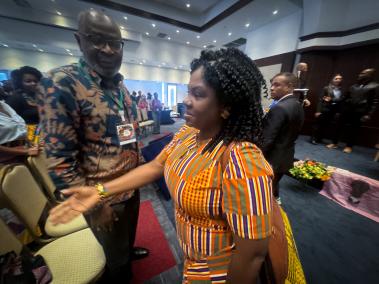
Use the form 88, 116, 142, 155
221, 110, 230, 119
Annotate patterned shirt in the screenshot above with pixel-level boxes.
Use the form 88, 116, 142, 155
39, 58, 142, 204
157, 125, 273, 283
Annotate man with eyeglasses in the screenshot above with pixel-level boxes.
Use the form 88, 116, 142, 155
39, 9, 148, 283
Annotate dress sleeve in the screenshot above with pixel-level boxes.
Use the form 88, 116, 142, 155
222, 142, 273, 240
155, 124, 194, 165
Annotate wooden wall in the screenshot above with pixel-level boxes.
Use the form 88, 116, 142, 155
299, 43, 379, 147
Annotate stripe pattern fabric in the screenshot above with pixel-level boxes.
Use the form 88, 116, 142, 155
157, 125, 273, 283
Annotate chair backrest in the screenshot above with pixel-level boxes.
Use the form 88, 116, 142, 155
0, 216, 23, 255
141, 108, 149, 121
27, 152, 57, 202
137, 108, 143, 122
0, 164, 48, 239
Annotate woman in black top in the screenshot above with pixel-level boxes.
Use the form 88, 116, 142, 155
6, 66, 42, 125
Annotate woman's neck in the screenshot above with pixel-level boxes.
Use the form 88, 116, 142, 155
197, 125, 222, 142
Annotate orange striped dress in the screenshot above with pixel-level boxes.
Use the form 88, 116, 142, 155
157, 125, 273, 283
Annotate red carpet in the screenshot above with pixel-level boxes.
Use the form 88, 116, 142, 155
132, 201, 177, 283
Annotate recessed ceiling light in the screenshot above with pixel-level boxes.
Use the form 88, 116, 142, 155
203, 45, 207, 48
120, 25, 124, 30
196, 35, 200, 39
2, 44, 9, 47
176, 30, 180, 33
167, 37, 171, 40
186, 3, 190, 8
152, 23, 156, 27
145, 32, 149, 36
186, 41, 190, 44
32, 44, 37, 48
213, 40, 217, 43
123, 16, 128, 20
245, 23, 250, 28
65, 49, 71, 52
273, 10, 278, 15
139, 62, 143, 65
38, 48, 44, 52
56, 11, 62, 15
68, 53, 73, 56
228, 32, 232, 36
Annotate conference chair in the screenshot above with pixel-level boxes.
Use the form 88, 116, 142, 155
0, 218, 105, 284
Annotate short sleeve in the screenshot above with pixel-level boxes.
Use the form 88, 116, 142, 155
155, 125, 196, 165
222, 142, 273, 239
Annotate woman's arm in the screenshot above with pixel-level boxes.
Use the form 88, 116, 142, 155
227, 235, 269, 284
49, 158, 164, 224
0, 145, 39, 156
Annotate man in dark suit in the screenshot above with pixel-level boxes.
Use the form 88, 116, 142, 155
262, 72, 305, 203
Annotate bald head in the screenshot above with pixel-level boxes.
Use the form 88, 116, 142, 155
75, 9, 123, 78
296, 62, 308, 72
78, 10, 121, 37
358, 68, 376, 84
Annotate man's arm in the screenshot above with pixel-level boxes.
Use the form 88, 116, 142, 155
40, 76, 84, 191
262, 106, 287, 155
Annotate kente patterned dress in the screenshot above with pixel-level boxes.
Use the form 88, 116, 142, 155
157, 125, 273, 283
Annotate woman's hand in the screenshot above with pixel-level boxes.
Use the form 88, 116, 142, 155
27, 145, 39, 156
49, 186, 100, 225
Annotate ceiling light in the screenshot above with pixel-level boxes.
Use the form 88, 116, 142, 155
2, 44, 9, 47
65, 48, 70, 52
158, 65, 161, 67
142, 59, 146, 63
152, 23, 156, 27
186, 41, 190, 44
167, 37, 171, 40
56, 11, 62, 16
32, 44, 37, 48
176, 30, 180, 33
145, 32, 149, 36
186, 3, 190, 8
245, 23, 250, 28
123, 16, 128, 20
162, 62, 166, 65
139, 62, 143, 65
120, 25, 124, 30
196, 35, 200, 39
213, 40, 217, 43
68, 53, 73, 56
228, 32, 232, 36
203, 45, 207, 48
174, 66, 178, 69
38, 48, 44, 52
273, 10, 278, 15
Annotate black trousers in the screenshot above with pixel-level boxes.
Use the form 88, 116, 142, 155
272, 172, 284, 198
312, 110, 341, 143
343, 112, 364, 147
85, 190, 140, 283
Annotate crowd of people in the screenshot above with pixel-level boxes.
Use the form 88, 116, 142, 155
0, 8, 377, 284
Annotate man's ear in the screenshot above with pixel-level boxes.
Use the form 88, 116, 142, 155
74, 32, 83, 52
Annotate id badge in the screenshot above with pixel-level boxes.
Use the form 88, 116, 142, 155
116, 123, 136, 145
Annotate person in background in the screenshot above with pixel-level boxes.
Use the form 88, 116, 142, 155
6, 66, 42, 145
137, 94, 148, 111
38, 9, 148, 283
293, 62, 311, 107
311, 74, 344, 145
329, 68, 379, 153
151, 92, 162, 134
1, 80, 14, 99
0, 100, 39, 164
146, 92, 153, 120
262, 72, 304, 204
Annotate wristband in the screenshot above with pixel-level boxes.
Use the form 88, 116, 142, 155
95, 183, 109, 199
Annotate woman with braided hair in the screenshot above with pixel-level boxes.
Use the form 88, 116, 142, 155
49, 48, 305, 283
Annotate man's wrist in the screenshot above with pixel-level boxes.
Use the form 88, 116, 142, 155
95, 183, 109, 200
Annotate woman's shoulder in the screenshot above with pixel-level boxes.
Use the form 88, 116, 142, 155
226, 141, 273, 177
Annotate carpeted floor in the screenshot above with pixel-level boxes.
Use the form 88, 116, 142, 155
132, 201, 177, 283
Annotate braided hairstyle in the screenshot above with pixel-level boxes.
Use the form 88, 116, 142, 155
190, 48, 267, 152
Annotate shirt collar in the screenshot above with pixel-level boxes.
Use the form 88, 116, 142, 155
276, 93, 293, 102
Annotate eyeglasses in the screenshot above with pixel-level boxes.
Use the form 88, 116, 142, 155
79, 32, 124, 52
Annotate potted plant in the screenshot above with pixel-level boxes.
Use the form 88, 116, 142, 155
289, 160, 334, 190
